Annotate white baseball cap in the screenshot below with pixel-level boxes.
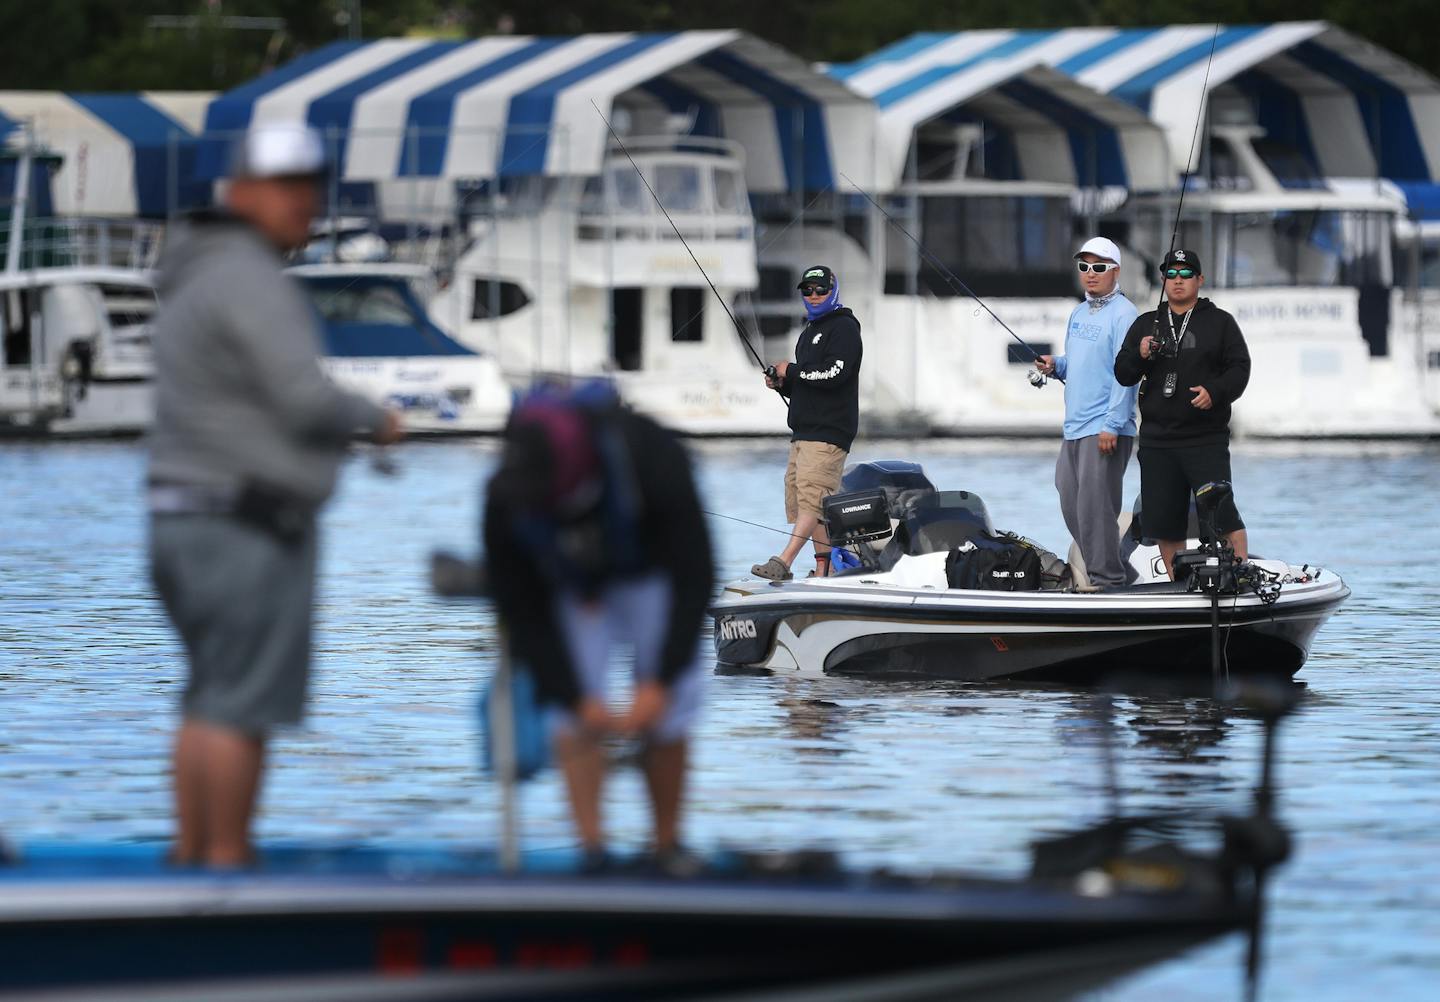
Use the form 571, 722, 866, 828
229, 122, 328, 180
1074, 237, 1121, 268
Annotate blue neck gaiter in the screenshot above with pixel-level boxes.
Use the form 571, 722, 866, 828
803, 278, 843, 321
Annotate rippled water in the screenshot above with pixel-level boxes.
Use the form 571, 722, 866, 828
2, 438, 1438, 1000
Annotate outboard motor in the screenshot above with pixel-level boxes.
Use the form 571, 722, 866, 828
874, 490, 995, 569
824, 460, 934, 569
839, 459, 934, 492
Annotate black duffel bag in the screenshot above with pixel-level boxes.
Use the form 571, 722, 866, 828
945, 532, 1044, 591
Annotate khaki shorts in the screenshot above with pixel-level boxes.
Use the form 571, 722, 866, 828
784, 440, 848, 523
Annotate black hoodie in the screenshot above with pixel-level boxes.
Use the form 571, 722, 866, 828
781, 306, 863, 451
1114, 298, 1250, 448
483, 409, 713, 710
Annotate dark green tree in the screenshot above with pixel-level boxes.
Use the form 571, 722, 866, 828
1, 1, 1435, 91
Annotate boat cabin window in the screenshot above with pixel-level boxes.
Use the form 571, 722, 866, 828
1008, 341, 1052, 365
1207, 136, 1253, 192
1254, 140, 1324, 190
1394, 232, 1440, 291
758, 315, 796, 338
611, 287, 643, 371
470, 279, 531, 320
758, 266, 795, 301
893, 195, 1073, 297
611, 169, 648, 214
2, 289, 36, 365
712, 168, 747, 214
101, 285, 158, 345
1132, 208, 1393, 289
1223, 211, 1392, 288
670, 287, 705, 342
655, 164, 702, 214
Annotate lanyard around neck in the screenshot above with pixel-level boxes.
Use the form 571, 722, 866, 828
1167, 305, 1195, 345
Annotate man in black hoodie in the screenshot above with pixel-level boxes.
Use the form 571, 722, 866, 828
751, 265, 863, 580
1115, 249, 1251, 578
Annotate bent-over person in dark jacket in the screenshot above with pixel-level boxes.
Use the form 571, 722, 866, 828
1114, 248, 1251, 578
484, 384, 713, 870
751, 264, 863, 581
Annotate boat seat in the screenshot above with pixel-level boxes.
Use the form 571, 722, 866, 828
1066, 543, 1091, 590
1066, 512, 1137, 590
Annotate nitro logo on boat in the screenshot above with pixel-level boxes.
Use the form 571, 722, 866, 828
719, 618, 758, 641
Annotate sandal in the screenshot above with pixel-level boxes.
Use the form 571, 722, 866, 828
750, 556, 793, 581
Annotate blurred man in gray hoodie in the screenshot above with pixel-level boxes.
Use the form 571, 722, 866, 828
149, 123, 402, 867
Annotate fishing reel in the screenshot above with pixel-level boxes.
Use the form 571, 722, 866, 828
1149, 316, 1180, 360
1026, 369, 1048, 389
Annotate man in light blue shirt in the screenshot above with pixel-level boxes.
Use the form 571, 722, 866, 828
1036, 237, 1139, 589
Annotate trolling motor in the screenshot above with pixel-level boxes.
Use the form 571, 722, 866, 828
1174, 481, 1238, 591
1170, 481, 1239, 687
1169, 482, 1279, 686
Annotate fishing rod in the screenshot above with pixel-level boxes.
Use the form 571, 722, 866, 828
1151, 24, 1222, 356
672, 187, 828, 344
590, 101, 786, 403
839, 171, 1062, 385
702, 508, 862, 562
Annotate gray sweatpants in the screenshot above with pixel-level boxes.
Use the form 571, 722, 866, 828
1055, 435, 1134, 588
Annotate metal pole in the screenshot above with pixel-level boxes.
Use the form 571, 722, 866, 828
406, 126, 418, 256
167, 129, 179, 221
491, 631, 520, 874
4, 136, 32, 275
1211, 586, 1222, 691
327, 128, 340, 263
562, 126, 572, 377
531, 157, 542, 371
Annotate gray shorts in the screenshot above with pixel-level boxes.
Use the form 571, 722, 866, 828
550, 574, 704, 744
150, 513, 317, 734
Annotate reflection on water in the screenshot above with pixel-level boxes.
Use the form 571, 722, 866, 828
1, 438, 1438, 1001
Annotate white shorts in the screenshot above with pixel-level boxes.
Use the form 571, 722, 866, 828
549, 573, 704, 744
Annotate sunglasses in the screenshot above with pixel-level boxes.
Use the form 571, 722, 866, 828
1075, 261, 1116, 274
1163, 267, 1198, 279
799, 284, 831, 296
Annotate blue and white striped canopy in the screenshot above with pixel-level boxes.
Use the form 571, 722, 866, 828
837, 22, 1440, 185
201, 32, 881, 193
830, 36, 1170, 192
0, 92, 211, 217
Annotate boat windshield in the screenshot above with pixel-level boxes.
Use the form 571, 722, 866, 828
1133, 207, 1393, 289
305, 279, 420, 326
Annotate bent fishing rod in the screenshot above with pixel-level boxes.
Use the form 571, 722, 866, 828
590, 101, 787, 404
840, 171, 1061, 385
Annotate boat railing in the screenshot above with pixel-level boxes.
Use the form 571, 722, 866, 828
0, 216, 165, 274
577, 136, 754, 244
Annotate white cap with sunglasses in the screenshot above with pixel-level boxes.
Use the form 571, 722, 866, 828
1073, 237, 1121, 275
